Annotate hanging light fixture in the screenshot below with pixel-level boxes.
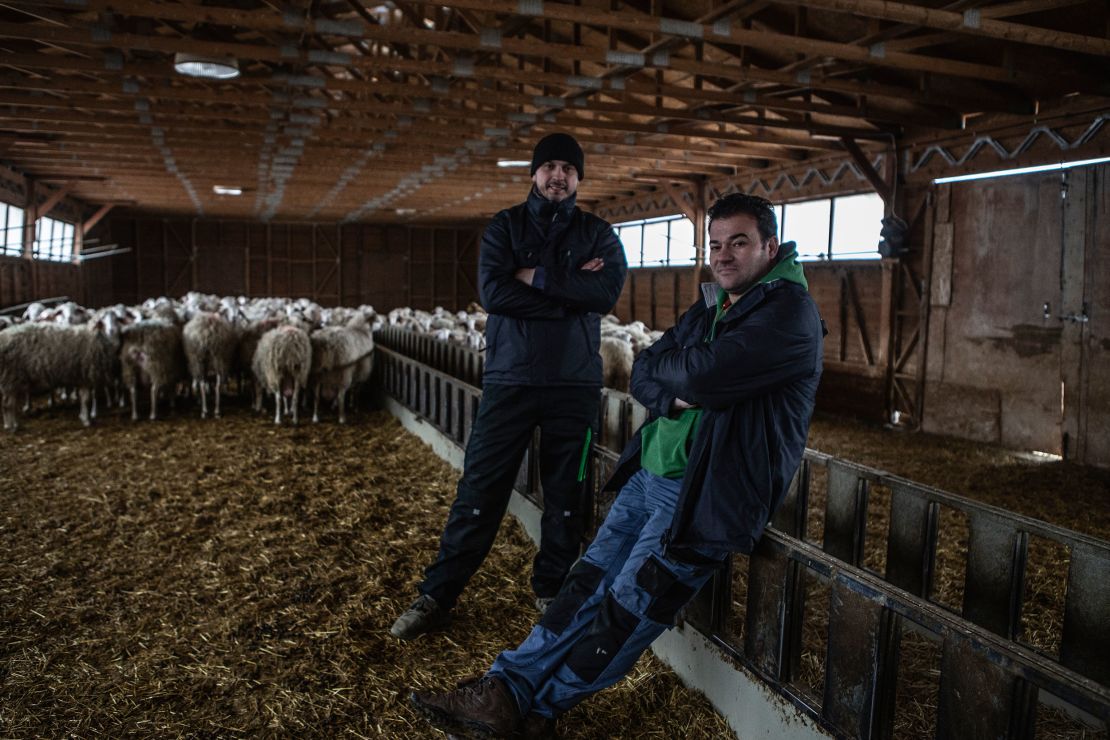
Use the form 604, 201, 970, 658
173, 52, 240, 79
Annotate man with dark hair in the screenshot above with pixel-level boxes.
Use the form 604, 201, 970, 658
390, 132, 628, 640
408, 192, 824, 737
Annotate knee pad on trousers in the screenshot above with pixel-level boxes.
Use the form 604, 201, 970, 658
565, 593, 639, 684
539, 559, 605, 636
635, 555, 696, 625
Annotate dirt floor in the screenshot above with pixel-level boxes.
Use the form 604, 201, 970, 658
1, 398, 1107, 738
0, 398, 731, 739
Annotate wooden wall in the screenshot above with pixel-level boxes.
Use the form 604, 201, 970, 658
611, 265, 709, 330
922, 162, 1110, 465
83, 214, 482, 312
0, 255, 81, 310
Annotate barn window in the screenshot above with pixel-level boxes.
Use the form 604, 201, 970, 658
613, 214, 695, 267
780, 192, 884, 261
32, 215, 76, 262
1, 202, 23, 257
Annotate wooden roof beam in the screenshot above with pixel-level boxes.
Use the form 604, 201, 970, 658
765, 0, 1110, 57
0, 1, 1064, 87
31, 178, 72, 220
81, 201, 114, 232
409, 0, 1059, 85
839, 136, 892, 205
0, 42, 1002, 113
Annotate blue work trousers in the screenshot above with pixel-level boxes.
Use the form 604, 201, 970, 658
488, 469, 727, 719
420, 383, 599, 610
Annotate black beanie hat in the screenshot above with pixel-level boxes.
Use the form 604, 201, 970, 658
530, 133, 584, 180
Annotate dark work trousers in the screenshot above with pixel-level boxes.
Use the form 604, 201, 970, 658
419, 383, 599, 611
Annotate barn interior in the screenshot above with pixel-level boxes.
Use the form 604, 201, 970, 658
1, 0, 1109, 738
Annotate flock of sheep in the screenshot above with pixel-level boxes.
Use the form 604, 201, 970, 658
0, 294, 378, 431
0, 294, 662, 431
369, 304, 658, 394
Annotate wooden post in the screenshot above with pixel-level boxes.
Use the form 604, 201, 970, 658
662, 180, 708, 306
190, 217, 197, 292
244, 221, 251, 296
335, 224, 343, 306
693, 179, 709, 304
406, 227, 413, 308
161, 218, 169, 296
266, 222, 273, 296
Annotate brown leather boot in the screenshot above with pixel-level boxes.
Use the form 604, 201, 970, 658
515, 712, 558, 739
411, 675, 520, 738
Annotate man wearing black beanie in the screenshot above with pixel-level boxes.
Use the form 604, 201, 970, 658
391, 132, 628, 641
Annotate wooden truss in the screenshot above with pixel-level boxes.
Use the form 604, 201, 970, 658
0, 0, 1106, 222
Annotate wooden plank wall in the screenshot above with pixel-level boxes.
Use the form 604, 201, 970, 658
0, 255, 81, 310
83, 215, 482, 312
921, 161, 1110, 466
612, 266, 711, 329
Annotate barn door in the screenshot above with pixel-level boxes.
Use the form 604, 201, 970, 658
1059, 164, 1109, 465
923, 176, 1066, 455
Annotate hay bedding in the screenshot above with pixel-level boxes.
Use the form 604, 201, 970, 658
0, 401, 731, 739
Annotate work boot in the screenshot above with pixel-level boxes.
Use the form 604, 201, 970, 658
411, 675, 520, 738
390, 594, 450, 639
515, 712, 557, 739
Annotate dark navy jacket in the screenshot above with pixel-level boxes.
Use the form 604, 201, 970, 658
479, 189, 627, 386
605, 262, 824, 555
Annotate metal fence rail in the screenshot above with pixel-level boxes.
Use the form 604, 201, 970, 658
375, 345, 1110, 739
793, 453, 1110, 686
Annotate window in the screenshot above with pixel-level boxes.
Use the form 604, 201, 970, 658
782, 198, 831, 260
1, 202, 23, 257
780, 192, 883, 260
32, 215, 76, 262
830, 193, 886, 259
613, 214, 696, 267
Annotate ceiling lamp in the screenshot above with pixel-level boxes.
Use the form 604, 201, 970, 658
213, 185, 243, 196
174, 52, 240, 80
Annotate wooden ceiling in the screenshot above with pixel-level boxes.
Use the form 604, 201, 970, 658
0, 0, 1107, 224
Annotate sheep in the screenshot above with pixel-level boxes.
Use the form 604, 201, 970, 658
0, 317, 121, 431
119, 319, 186, 421
309, 315, 374, 424
182, 311, 238, 419
252, 324, 312, 425
237, 317, 283, 410
600, 335, 635, 393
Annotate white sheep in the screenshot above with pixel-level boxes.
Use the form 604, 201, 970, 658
237, 317, 283, 410
252, 324, 312, 425
600, 335, 635, 393
309, 315, 374, 424
182, 311, 238, 419
0, 317, 121, 431
119, 319, 187, 421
